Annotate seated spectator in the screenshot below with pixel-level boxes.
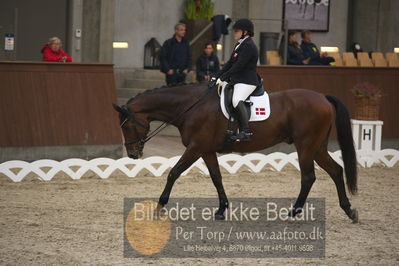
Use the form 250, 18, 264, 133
196, 43, 220, 83
300, 30, 335, 65
279, 30, 309, 65
41, 37, 72, 62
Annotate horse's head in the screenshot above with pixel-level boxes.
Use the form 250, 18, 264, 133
112, 104, 150, 159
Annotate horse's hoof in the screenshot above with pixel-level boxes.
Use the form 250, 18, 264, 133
214, 213, 225, 220
350, 208, 359, 223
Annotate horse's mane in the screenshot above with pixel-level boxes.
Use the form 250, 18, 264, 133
126, 86, 166, 105
126, 83, 207, 105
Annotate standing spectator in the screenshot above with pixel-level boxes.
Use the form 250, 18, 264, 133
160, 23, 192, 86
196, 43, 220, 83
300, 30, 335, 65
41, 37, 72, 62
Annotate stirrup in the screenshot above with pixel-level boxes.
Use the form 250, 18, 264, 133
231, 130, 252, 142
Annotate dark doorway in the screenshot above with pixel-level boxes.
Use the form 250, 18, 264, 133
0, 0, 68, 61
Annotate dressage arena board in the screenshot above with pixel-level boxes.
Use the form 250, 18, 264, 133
0, 150, 398, 182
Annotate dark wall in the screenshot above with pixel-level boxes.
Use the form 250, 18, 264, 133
0, 8, 17, 60
0, 0, 68, 61
348, 0, 399, 53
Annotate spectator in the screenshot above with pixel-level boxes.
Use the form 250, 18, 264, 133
196, 43, 220, 83
41, 37, 72, 62
279, 30, 309, 65
300, 30, 335, 65
160, 23, 192, 86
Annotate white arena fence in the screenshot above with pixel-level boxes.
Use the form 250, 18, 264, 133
0, 150, 398, 182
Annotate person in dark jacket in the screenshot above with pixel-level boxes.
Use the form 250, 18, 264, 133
160, 23, 192, 86
196, 43, 220, 83
300, 30, 335, 65
279, 30, 309, 65
215, 18, 259, 142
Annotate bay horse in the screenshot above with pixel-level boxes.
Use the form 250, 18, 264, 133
112, 83, 358, 222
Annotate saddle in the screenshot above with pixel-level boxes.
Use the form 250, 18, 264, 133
219, 82, 271, 122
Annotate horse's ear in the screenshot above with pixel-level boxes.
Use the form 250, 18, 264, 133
112, 104, 123, 113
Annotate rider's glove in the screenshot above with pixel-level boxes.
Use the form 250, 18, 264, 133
216, 78, 223, 87
216, 78, 227, 92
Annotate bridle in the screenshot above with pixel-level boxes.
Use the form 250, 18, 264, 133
120, 84, 213, 148
119, 106, 150, 147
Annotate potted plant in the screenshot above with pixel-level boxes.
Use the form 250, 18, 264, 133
351, 82, 382, 120
183, 0, 215, 71
184, 0, 214, 20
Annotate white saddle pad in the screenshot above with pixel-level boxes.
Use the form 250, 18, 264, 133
219, 84, 271, 122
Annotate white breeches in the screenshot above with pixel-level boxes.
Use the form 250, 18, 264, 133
232, 83, 257, 107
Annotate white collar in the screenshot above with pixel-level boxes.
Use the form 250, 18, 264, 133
238, 36, 250, 44
234, 36, 250, 50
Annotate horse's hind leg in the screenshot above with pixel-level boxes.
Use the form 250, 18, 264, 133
315, 149, 358, 222
158, 147, 201, 207
290, 147, 317, 217
202, 152, 229, 220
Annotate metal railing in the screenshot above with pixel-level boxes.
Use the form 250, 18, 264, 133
189, 22, 214, 47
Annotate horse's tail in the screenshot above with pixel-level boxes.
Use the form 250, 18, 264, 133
325, 95, 358, 195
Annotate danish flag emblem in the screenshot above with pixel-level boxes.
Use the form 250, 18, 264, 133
233, 53, 238, 58
255, 107, 266, 116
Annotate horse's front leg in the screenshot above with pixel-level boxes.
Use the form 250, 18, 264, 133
202, 152, 229, 220
158, 147, 201, 207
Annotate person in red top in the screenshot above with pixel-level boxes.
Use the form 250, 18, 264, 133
41, 37, 72, 62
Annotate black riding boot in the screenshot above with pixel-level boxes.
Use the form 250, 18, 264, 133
231, 101, 253, 141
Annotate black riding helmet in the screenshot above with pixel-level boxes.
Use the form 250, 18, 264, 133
232, 18, 254, 37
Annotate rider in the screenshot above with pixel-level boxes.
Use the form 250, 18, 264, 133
215, 18, 259, 142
